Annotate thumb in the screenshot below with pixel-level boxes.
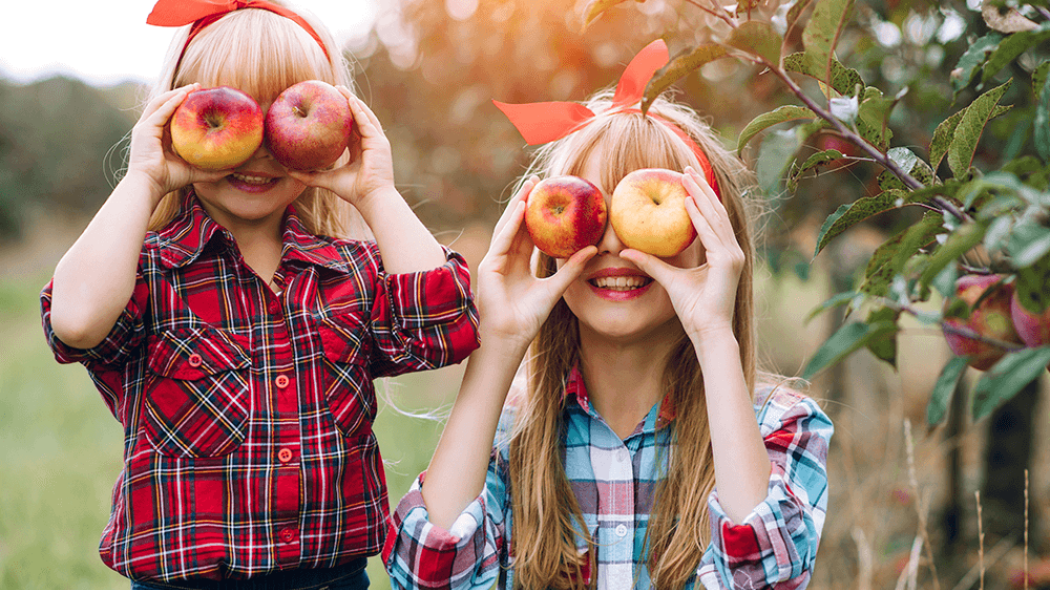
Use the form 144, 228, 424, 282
619, 249, 676, 285
545, 246, 598, 296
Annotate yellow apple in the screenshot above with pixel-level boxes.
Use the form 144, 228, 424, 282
609, 168, 696, 257
170, 86, 264, 170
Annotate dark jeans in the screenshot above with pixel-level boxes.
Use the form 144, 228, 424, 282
128, 558, 369, 590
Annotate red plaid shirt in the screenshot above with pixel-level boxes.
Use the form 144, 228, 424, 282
40, 194, 480, 582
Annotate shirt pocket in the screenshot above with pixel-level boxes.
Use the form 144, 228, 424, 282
318, 311, 375, 438
142, 327, 252, 458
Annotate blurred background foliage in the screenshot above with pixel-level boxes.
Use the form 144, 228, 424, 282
1, 0, 1048, 588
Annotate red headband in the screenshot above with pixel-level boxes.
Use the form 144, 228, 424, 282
147, 0, 331, 68
493, 39, 720, 199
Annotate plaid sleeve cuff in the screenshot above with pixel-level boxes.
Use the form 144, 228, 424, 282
704, 395, 832, 588
40, 279, 147, 367
371, 248, 480, 374
384, 475, 503, 590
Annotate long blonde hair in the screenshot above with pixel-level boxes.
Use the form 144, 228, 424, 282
146, 2, 370, 239
507, 91, 759, 590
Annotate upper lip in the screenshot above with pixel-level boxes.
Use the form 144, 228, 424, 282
586, 267, 650, 281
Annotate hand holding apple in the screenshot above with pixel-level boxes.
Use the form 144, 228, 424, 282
610, 168, 697, 257
265, 80, 354, 171
942, 274, 1023, 370
524, 176, 608, 259
169, 86, 264, 170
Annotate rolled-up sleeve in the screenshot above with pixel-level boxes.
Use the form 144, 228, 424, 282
698, 393, 833, 589
369, 247, 480, 377
384, 458, 509, 590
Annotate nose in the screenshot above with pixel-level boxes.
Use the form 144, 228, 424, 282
596, 204, 625, 255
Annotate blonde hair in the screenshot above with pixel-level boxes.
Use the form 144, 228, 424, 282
507, 91, 760, 590
146, 2, 370, 239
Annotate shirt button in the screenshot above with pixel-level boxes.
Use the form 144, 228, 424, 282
279, 527, 296, 543
275, 375, 290, 389
187, 354, 203, 367
615, 524, 628, 537
277, 448, 294, 463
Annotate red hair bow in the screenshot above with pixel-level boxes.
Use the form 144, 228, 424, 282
147, 0, 330, 63
493, 39, 719, 199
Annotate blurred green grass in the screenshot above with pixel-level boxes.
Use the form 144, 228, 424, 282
0, 274, 459, 590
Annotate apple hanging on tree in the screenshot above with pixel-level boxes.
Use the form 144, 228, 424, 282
942, 274, 1023, 371
170, 86, 264, 170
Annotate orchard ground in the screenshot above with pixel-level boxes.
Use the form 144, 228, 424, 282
0, 212, 1046, 590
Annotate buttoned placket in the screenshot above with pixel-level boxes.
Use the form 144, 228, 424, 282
588, 414, 637, 590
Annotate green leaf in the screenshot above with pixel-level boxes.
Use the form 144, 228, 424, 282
1015, 254, 1050, 314
952, 33, 1004, 94
918, 222, 987, 289
642, 44, 729, 114
879, 147, 935, 190
865, 307, 900, 367
1034, 60, 1050, 99
783, 52, 863, 97
982, 24, 1050, 84
788, 148, 845, 190
1007, 219, 1050, 267
582, 0, 637, 28
784, 0, 818, 39
856, 86, 896, 151
926, 357, 970, 425
859, 213, 946, 297
931, 109, 966, 173
972, 347, 1050, 421
727, 20, 782, 65
737, 105, 814, 154
1035, 72, 1050, 162
756, 128, 802, 200
948, 80, 1013, 178
814, 189, 910, 256
806, 291, 865, 323
802, 320, 898, 380
801, 0, 855, 87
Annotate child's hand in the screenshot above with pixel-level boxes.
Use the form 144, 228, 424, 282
126, 84, 229, 203
477, 178, 596, 348
619, 166, 744, 343
288, 89, 396, 209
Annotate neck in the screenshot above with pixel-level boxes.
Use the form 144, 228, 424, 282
202, 202, 286, 288
576, 322, 682, 439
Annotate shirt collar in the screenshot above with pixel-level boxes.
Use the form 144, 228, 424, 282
563, 361, 676, 429
155, 191, 348, 273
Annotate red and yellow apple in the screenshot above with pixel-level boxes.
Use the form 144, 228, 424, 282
1010, 291, 1050, 347
265, 80, 354, 171
609, 168, 696, 257
525, 175, 607, 259
170, 86, 264, 170
942, 274, 1023, 370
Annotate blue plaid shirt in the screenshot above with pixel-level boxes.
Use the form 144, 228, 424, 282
385, 365, 833, 589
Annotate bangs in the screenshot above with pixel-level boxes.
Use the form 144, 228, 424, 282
558, 114, 697, 195
174, 8, 335, 104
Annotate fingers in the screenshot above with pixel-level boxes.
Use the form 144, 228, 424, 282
684, 167, 733, 243
487, 200, 527, 259
619, 248, 676, 286
141, 84, 199, 127
544, 246, 597, 294
492, 176, 538, 242
343, 91, 385, 140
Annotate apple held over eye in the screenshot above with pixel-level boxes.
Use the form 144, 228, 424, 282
524, 176, 607, 259
265, 80, 354, 171
610, 168, 696, 258
170, 86, 264, 170
942, 274, 1023, 371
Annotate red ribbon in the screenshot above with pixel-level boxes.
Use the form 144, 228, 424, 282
493, 39, 720, 199
147, 0, 331, 65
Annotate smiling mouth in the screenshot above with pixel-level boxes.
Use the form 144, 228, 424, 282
588, 276, 653, 291
229, 172, 276, 185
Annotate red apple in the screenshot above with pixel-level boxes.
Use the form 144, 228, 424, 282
942, 274, 1023, 370
170, 86, 264, 170
609, 168, 696, 257
525, 176, 607, 259
265, 80, 354, 171
1010, 290, 1050, 347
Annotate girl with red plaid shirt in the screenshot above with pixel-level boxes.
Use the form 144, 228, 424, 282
384, 41, 832, 590
40, 1, 479, 588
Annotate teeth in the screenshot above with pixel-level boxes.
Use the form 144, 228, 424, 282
591, 276, 648, 290
231, 173, 273, 185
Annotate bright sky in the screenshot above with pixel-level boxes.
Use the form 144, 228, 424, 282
0, 0, 381, 86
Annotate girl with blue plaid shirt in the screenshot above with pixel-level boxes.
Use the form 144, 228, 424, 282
384, 40, 833, 590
